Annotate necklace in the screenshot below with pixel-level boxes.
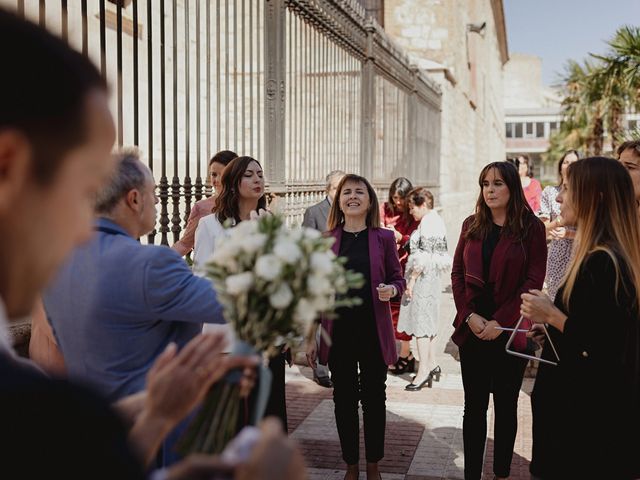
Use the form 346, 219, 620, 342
345, 228, 366, 238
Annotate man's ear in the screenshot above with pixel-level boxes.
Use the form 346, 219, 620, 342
0, 130, 32, 215
125, 188, 141, 212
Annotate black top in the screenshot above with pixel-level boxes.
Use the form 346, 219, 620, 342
530, 250, 640, 479
339, 228, 372, 309
0, 353, 145, 479
476, 223, 502, 318
333, 228, 376, 348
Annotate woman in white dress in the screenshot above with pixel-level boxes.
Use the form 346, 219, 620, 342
398, 188, 452, 391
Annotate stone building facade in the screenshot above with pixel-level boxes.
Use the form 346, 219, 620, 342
383, 0, 509, 243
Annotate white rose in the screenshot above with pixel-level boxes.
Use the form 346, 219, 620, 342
273, 237, 302, 264
302, 227, 321, 239
225, 272, 254, 295
309, 293, 332, 312
210, 234, 241, 266
234, 220, 258, 235
288, 228, 304, 241
307, 273, 333, 295
269, 283, 294, 310
294, 298, 318, 324
239, 232, 267, 255
310, 252, 334, 275
255, 254, 283, 281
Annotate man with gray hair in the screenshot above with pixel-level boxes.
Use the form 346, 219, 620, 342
43, 149, 226, 405
302, 170, 345, 388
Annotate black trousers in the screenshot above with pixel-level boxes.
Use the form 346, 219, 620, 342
264, 351, 288, 433
329, 313, 388, 465
459, 334, 527, 480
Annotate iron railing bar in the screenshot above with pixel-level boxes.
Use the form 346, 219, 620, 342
116, 2, 123, 147
99, 0, 106, 77
133, 0, 139, 146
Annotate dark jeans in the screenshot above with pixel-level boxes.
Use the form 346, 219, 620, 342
329, 313, 388, 465
459, 334, 527, 480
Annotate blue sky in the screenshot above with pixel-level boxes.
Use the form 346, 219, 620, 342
504, 0, 640, 86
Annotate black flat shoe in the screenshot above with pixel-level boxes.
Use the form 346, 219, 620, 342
430, 365, 442, 382
405, 373, 433, 391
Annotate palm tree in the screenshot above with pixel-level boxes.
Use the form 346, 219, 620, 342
593, 26, 640, 152
547, 26, 640, 159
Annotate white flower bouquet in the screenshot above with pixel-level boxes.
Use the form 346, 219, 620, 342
177, 213, 363, 455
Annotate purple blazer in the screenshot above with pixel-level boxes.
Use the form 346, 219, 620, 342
318, 226, 406, 366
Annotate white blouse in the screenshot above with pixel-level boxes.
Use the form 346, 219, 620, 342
193, 214, 226, 276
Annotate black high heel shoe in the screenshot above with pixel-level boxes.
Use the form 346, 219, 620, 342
405, 373, 433, 391
388, 355, 416, 375
430, 365, 442, 382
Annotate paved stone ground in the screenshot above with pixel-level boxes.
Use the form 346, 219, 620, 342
286, 289, 534, 480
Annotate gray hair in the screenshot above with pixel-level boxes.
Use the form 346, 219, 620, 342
95, 148, 151, 214
325, 170, 346, 190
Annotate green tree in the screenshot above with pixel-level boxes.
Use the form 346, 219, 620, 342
547, 25, 640, 159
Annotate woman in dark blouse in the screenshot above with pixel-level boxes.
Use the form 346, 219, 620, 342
451, 161, 547, 480
380, 177, 419, 373
306, 174, 405, 480
521, 157, 640, 479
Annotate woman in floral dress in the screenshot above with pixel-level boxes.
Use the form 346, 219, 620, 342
538, 150, 580, 300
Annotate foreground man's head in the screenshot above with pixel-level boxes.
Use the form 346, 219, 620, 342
0, 9, 116, 318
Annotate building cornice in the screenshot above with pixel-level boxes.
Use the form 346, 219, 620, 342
491, 0, 509, 65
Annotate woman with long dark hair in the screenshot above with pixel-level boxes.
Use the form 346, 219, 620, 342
193, 156, 267, 272
380, 177, 419, 374
172, 150, 237, 256
522, 157, 640, 479
451, 161, 546, 480
307, 174, 405, 480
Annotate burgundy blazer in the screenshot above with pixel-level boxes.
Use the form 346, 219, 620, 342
319, 226, 406, 366
451, 214, 547, 351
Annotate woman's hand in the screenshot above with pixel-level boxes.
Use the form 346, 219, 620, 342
477, 320, 503, 341
405, 278, 416, 300
377, 284, 396, 302
305, 341, 317, 370
521, 289, 568, 331
405, 285, 413, 300
549, 226, 566, 240
467, 313, 487, 337
520, 290, 555, 324
526, 323, 546, 347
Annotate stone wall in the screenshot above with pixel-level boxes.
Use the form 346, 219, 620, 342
384, 0, 508, 247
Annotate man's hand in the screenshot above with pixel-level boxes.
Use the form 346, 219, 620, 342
129, 333, 259, 466
145, 333, 259, 426
236, 418, 307, 480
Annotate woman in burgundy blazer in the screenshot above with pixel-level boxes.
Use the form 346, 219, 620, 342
307, 174, 405, 480
451, 162, 546, 480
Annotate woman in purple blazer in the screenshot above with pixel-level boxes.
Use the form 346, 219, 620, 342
307, 174, 405, 480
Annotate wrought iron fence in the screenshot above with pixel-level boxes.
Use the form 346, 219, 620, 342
5, 0, 441, 242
